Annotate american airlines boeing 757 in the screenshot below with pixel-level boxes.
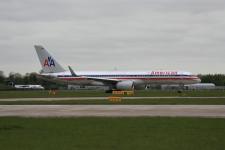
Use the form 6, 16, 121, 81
34, 45, 201, 91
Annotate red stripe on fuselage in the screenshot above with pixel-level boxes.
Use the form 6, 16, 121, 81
59, 77, 198, 81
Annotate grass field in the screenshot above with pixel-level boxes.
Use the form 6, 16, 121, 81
0, 90, 225, 98
0, 98, 225, 105
1, 90, 225, 105
0, 117, 224, 150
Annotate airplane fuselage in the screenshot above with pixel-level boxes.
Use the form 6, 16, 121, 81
42, 70, 201, 87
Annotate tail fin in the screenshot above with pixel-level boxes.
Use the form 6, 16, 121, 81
34, 45, 65, 73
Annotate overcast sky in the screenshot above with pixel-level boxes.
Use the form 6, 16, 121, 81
0, 0, 225, 75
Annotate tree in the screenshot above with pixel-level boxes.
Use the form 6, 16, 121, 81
23, 73, 38, 84
199, 74, 225, 86
0, 71, 5, 83
8, 72, 23, 84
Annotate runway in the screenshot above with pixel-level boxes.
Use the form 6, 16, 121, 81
0, 105, 225, 118
1, 96, 225, 101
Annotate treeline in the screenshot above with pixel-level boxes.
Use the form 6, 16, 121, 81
0, 71, 66, 90
0, 71, 40, 85
198, 74, 225, 86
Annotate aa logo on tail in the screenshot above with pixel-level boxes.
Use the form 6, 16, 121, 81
43, 57, 55, 67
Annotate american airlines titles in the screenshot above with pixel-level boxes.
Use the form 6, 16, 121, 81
150, 71, 178, 75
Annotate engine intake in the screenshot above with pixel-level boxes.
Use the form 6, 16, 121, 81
116, 80, 134, 90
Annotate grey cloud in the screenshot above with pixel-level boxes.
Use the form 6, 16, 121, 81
0, 0, 224, 74
1, 0, 225, 21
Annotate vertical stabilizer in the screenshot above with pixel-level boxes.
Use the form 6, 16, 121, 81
34, 45, 65, 73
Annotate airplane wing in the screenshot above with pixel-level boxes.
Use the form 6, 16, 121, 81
35, 74, 68, 85
68, 66, 120, 84
84, 76, 119, 84
36, 66, 121, 86
68, 66, 78, 77
36, 73, 120, 86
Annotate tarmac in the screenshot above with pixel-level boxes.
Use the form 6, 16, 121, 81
0, 96, 225, 101
0, 105, 225, 118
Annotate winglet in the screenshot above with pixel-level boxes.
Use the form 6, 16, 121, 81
68, 66, 78, 77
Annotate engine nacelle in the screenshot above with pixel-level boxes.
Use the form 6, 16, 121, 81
134, 84, 146, 90
116, 80, 134, 90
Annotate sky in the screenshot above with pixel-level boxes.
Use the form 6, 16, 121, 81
0, 0, 225, 75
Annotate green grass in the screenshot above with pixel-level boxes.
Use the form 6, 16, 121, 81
0, 98, 225, 105
0, 117, 224, 150
0, 90, 110, 98
1, 90, 225, 105
1, 90, 225, 98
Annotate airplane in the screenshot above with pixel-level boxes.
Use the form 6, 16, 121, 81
34, 45, 201, 91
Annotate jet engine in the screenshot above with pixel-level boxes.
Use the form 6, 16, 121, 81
116, 80, 134, 90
